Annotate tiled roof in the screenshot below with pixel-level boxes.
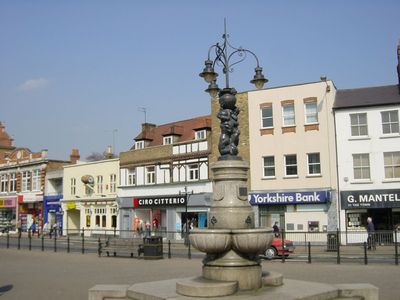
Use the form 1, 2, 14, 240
334, 85, 400, 109
133, 115, 211, 147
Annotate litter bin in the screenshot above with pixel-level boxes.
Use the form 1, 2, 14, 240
327, 233, 337, 251
143, 236, 163, 259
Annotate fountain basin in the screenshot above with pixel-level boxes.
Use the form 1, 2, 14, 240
189, 229, 231, 254
231, 228, 273, 254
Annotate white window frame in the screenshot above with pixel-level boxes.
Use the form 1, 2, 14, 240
31, 169, 40, 191
381, 110, 399, 135
384, 152, 400, 179
188, 164, 199, 181
284, 154, 297, 177
350, 113, 368, 137
97, 175, 103, 193
307, 153, 321, 176
70, 178, 76, 195
195, 130, 206, 140
145, 166, 155, 185
163, 136, 173, 145
135, 140, 145, 150
262, 156, 275, 178
282, 103, 295, 126
110, 174, 117, 193
9, 173, 16, 192
0, 174, 7, 192
261, 106, 273, 128
127, 169, 136, 186
352, 153, 370, 180
22, 171, 30, 192
304, 101, 318, 124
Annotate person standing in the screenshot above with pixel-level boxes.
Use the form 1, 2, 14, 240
367, 217, 375, 250
273, 221, 280, 237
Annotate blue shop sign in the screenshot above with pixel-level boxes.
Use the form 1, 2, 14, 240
248, 190, 330, 205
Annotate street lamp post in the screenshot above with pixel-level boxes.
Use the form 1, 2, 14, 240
199, 20, 268, 160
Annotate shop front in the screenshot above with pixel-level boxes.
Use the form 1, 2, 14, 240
118, 193, 211, 239
0, 196, 17, 232
249, 190, 331, 233
43, 195, 63, 232
18, 193, 43, 232
341, 189, 400, 232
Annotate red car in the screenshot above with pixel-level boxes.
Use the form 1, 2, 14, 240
264, 236, 295, 259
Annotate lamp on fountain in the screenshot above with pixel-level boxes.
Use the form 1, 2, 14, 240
199, 20, 268, 161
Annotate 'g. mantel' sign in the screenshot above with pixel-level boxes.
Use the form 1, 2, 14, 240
341, 189, 400, 209
133, 195, 186, 208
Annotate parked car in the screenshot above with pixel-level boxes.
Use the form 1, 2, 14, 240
264, 236, 295, 260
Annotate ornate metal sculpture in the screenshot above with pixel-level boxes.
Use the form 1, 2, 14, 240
199, 20, 268, 160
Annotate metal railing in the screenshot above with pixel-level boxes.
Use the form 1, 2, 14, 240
0, 228, 398, 265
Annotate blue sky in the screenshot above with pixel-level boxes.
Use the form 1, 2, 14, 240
1, 1, 399, 160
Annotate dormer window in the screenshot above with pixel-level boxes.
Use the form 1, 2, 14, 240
195, 129, 207, 140
163, 136, 173, 145
135, 141, 145, 150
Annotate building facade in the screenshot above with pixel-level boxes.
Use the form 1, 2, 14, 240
216, 81, 338, 233
334, 85, 400, 233
0, 147, 71, 232
118, 116, 212, 238
61, 158, 119, 236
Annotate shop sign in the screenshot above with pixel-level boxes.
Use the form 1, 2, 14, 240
248, 190, 330, 205
341, 189, 400, 209
66, 202, 76, 209
0, 197, 16, 208
133, 195, 187, 208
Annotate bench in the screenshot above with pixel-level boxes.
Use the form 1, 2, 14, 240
102, 238, 144, 258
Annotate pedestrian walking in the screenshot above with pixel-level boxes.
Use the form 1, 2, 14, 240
273, 221, 280, 237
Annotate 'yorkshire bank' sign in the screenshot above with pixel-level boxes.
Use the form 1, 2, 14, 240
133, 195, 187, 208
341, 189, 400, 209
248, 190, 330, 205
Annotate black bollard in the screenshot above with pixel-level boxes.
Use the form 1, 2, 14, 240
168, 240, 171, 259
364, 242, 368, 265
67, 236, 70, 253
308, 242, 312, 264
41, 234, 44, 251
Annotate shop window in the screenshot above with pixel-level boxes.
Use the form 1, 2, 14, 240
308, 221, 319, 232
353, 153, 370, 180
102, 215, 106, 227
347, 213, 362, 229
286, 223, 295, 231
263, 156, 275, 178
284, 154, 297, 176
350, 113, 368, 136
261, 105, 273, 128
381, 110, 399, 134
384, 152, 400, 179
307, 153, 321, 175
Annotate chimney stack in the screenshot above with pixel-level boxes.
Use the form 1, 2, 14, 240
106, 145, 113, 159
141, 123, 156, 132
70, 148, 80, 164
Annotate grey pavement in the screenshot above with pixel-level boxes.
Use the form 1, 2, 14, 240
0, 248, 399, 300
